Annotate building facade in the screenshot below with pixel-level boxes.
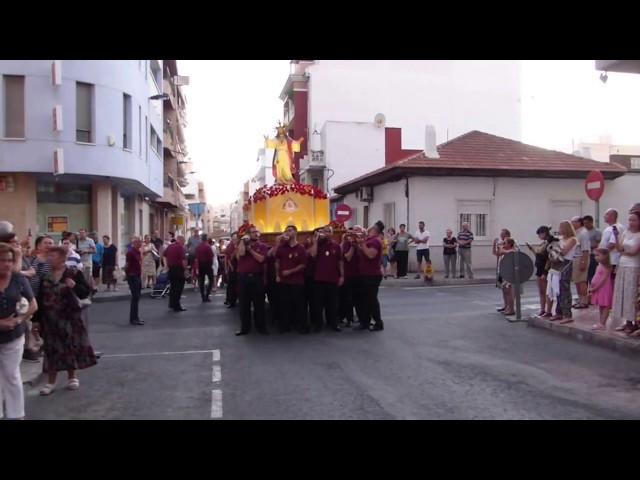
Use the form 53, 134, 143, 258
333, 130, 628, 272
152, 60, 191, 238
278, 60, 523, 194
0, 60, 167, 254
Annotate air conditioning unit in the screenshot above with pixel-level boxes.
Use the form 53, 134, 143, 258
359, 186, 373, 202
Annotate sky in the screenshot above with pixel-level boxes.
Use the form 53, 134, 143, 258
178, 60, 640, 206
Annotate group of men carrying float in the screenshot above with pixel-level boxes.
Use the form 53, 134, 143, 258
218, 122, 385, 336
222, 222, 386, 336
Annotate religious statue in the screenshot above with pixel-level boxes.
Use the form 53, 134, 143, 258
264, 122, 304, 184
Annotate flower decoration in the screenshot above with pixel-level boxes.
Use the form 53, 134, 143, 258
246, 182, 328, 208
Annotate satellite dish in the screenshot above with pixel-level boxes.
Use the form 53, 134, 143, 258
374, 113, 386, 128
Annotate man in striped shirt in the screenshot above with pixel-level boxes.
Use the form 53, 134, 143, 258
457, 223, 475, 279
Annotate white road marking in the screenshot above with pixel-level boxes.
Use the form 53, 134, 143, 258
211, 390, 223, 419
212, 365, 221, 383
212, 349, 220, 362
101, 349, 217, 359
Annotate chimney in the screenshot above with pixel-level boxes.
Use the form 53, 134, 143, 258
424, 125, 439, 158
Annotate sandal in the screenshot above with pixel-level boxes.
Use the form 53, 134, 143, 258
541, 312, 553, 318
496, 307, 506, 312
591, 324, 605, 331
39, 383, 56, 396
559, 318, 574, 324
67, 378, 80, 391
502, 311, 515, 316
536, 310, 546, 317
549, 315, 563, 321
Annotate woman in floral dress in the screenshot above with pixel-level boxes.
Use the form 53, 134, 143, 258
38, 246, 97, 395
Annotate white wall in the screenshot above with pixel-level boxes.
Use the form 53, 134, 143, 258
323, 121, 385, 192
600, 173, 640, 220
340, 175, 608, 272
307, 60, 522, 151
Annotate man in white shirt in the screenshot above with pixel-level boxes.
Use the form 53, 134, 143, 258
571, 216, 591, 309
412, 221, 431, 279
77, 228, 97, 288
599, 208, 625, 274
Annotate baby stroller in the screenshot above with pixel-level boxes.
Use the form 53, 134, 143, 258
150, 269, 170, 298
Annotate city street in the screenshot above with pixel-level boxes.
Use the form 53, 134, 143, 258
23, 282, 640, 420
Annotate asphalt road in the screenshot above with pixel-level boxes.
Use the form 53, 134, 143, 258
24, 282, 640, 420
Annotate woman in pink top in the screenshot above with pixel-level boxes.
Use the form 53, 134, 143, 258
589, 248, 614, 331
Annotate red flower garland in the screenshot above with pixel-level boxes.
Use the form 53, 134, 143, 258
243, 182, 328, 211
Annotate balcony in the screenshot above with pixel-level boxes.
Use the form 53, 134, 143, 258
299, 151, 326, 172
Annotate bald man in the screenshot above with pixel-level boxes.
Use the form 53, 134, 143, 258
599, 209, 625, 274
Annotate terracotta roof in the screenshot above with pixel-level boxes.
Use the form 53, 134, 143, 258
334, 130, 627, 194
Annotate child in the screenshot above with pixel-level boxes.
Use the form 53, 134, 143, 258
423, 260, 434, 283
589, 248, 614, 331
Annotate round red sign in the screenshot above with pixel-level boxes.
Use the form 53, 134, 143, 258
585, 170, 605, 201
334, 204, 353, 223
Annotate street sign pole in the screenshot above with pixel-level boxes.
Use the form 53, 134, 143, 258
595, 199, 600, 229
514, 246, 521, 321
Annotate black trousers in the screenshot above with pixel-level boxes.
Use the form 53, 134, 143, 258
226, 269, 238, 306
304, 276, 315, 325
339, 276, 357, 323
395, 251, 409, 277
357, 275, 383, 327
279, 283, 307, 331
198, 261, 214, 300
266, 281, 279, 326
168, 266, 185, 310
239, 273, 266, 332
313, 282, 339, 329
127, 275, 142, 322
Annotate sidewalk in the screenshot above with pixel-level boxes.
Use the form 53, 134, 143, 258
528, 307, 640, 355
382, 268, 503, 288
20, 357, 43, 387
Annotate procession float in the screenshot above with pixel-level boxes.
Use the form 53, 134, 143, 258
241, 122, 344, 244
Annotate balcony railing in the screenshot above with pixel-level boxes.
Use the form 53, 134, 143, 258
300, 151, 325, 171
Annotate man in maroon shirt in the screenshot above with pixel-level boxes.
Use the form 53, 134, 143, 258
303, 233, 317, 328
224, 233, 238, 308
274, 225, 308, 334
310, 226, 344, 332
340, 229, 360, 327
124, 236, 144, 326
355, 221, 385, 332
235, 227, 270, 335
163, 235, 187, 312
195, 233, 215, 303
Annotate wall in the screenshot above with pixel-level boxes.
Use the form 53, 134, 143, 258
600, 173, 640, 220
322, 121, 386, 192
341, 175, 601, 272
308, 60, 522, 153
36, 202, 91, 236
0, 173, 37, 235
0, 60, 163, 196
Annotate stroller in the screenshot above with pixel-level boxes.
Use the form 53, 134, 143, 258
150, 269, 170, 298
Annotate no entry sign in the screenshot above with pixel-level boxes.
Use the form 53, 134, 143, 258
585, 170, 605, 201
334, 204, 353, 223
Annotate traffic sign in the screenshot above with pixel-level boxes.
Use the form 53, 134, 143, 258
585, 170, 605, 201
499, 252, 534, 285
334, 204, 353, 223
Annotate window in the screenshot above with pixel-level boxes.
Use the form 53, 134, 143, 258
76, 82, 93, 143
138, 106, 142, 156
150, 60, 162, 93
312, 177, 320, 189
3, 75, 25, 138
363, 205, 369, 229
383, 202, 395, 230
150, 127, 157, 153
457, 200, 490, 239
123, 93, 132, 149
631, 157, 640, 170
145, 116, 148, 162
